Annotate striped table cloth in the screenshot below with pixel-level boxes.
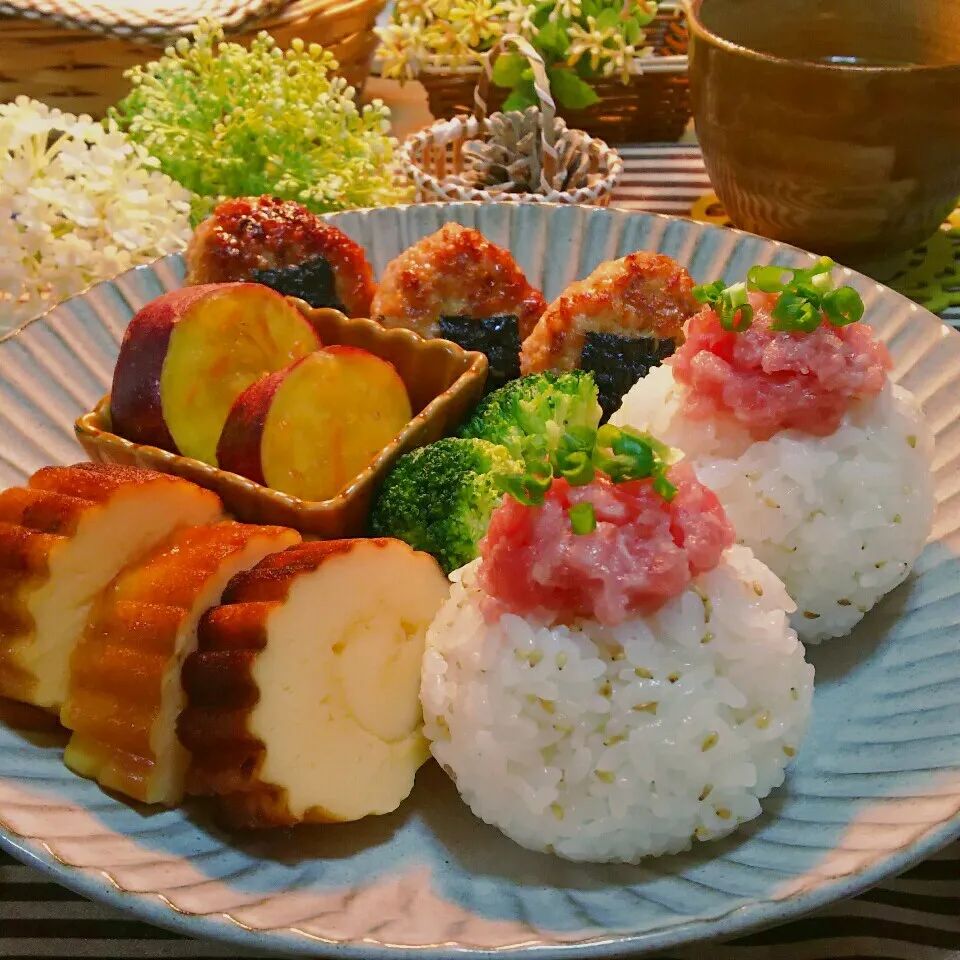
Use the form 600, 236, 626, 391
1, 144, 958, 960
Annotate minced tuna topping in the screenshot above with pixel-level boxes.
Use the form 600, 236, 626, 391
671, 292, 892, 439
478, 463, 734, 627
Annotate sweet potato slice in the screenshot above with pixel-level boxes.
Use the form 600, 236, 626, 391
0, 464, 223, 710
178, 538, 449, 828
217, 346, 412, 501
111, 283, 322, 466
62, 521, 300, 805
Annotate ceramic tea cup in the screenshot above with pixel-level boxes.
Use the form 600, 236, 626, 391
686, 0, 960, 263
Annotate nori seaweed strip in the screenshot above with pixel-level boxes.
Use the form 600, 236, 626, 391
252, 256, 346, 311
581, 332, 678, 422
438, 315, 522, 393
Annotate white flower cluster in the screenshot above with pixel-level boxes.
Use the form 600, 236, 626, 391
0, 97, 192, 330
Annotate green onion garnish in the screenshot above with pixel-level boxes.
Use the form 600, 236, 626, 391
692, 279, 754, 331
771, 292, 821, 332
550, 427, 597, 486
568, 502, 597, 535
653, 472, 678, 501
497, 459, 552, 506
821, 286, 865, 325
592, 424, 677, 499
496, 425, 677, 534
695, 256, 865, 335
746, 264, 791, 293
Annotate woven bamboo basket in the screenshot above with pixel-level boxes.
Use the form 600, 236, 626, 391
402, 36, 623, 207
417, 5, 690, 144
0, 0, 385, 117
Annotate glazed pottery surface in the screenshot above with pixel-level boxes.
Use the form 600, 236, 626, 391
687, 0, 960, 263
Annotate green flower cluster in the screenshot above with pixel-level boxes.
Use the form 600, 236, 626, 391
112, 19, 411, 224
376, 0, 660, 111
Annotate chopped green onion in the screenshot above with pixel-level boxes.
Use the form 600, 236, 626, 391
821, 286, 865, 325
694, 255, 865, 336
653, 472, 678, 501
790, 256, 835, 286
693, 279, 753, 331
594, 424, 646, 482
717, 282, 753, 332
611, 428, 655, 473
568, 502, 597, 535
498, 459, 552, 506
792, 280, 822, 303
593, 424, 675, 498
554, 450, 595, 485
771, 291, 824, 332
499, 425, 677, 509
746, 265, 789, 293
550, 427, 598, 486
691, 279, 726, 305
810, 271, 834, 293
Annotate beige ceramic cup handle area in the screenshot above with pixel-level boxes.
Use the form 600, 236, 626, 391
474, 34, 560, 193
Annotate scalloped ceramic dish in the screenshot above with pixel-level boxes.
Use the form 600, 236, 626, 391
1, 203, 959, 959
74, 307, 488, 538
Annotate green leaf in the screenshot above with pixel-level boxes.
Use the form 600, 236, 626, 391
553, 23, 571, 55
502, 77, 538, 111
580, 0, 602, 19
573, 56, 598, 79
492, 52, 527, 89
538, 19, 559, 46
532, 3, 554, 29
549, 67, 600, 109
535, 19, 570, 59
595, 7, 620, 30
624, 17, 642, 45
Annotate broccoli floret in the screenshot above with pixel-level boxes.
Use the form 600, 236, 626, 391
369, 438, 523, 575
457, 370, 602, 464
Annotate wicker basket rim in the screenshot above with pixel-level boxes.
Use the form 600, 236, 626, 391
401, 112, 624, 205
416, 53, 688, 76
0, 0, 376, 40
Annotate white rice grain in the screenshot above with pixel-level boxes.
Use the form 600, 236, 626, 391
612, 365, 935, 643
421, 549, 813, 863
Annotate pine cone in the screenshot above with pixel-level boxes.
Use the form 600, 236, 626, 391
461, 107, 542, 192
457, 107, 604, 196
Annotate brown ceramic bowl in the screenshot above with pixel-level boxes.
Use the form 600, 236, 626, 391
687, 0, 960, 263
75, 306, 488, 538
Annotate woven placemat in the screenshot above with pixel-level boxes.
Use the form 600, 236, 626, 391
0, 0, 285, 39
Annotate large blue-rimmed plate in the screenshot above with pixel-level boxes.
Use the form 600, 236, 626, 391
1, 202, 959, 958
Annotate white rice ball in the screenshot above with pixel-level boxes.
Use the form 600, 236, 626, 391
421, 548, 813, 863
612, 365, 935, 643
